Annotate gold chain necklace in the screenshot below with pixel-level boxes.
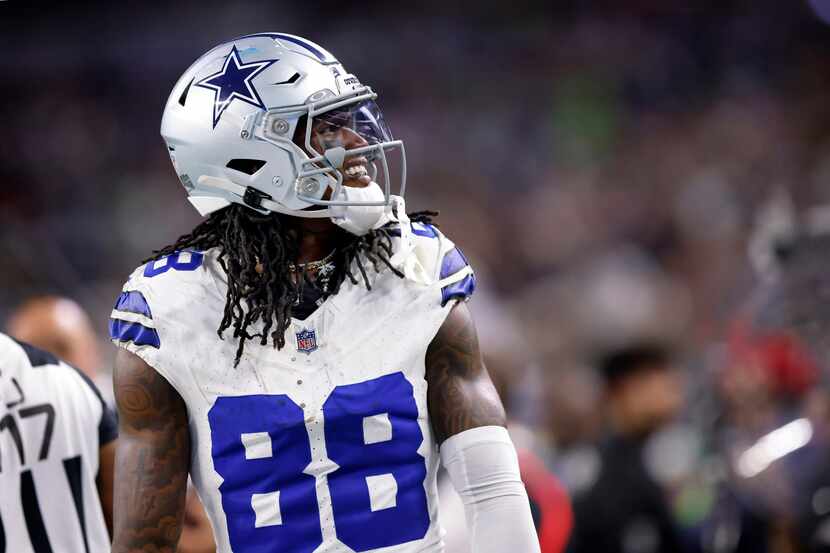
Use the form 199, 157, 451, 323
288, 249, 337, 274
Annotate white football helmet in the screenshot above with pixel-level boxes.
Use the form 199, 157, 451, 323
160, 33, 406, 220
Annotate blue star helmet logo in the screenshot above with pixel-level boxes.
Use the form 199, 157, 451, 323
195, 45, 278, 129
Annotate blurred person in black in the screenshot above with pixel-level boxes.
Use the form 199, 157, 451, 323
568, 342, 686, 553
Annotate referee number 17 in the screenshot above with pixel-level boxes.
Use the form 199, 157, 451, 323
0, 401, 55, 471
0, 399, 85, 553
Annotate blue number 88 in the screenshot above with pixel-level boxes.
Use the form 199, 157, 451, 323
208, 372, 429, 553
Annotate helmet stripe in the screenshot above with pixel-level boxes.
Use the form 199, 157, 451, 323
236, 33, 334, 63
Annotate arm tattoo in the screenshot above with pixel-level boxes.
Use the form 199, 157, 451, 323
112, 348, 190, 553
425, 301, 506, 444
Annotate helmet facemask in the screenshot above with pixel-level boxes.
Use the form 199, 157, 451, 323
256, 88, 406, 219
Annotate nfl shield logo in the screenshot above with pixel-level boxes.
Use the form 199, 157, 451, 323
295, 328, 318, 354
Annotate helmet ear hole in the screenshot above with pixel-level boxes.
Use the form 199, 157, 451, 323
226, 159, 266, 175
274, 72, 301, 85
178, 78, 194, 107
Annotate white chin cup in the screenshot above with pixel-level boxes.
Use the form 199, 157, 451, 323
329, 182, 393, 236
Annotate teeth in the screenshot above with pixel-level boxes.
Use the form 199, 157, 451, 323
344, 165, 368, 178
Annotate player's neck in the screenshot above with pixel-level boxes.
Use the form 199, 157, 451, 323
296, 218, 340, 264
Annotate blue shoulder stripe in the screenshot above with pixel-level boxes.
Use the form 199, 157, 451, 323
385, 222, 438, 238
440, 247, 475, 305
411, 222, 438, 238
113, 291, 153, 318
109, 319, 160, 349
440, 247, 470, 279
441, 274, 477, 306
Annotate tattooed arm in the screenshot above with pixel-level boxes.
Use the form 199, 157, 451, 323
425, 301, 506, 443
111, 348, 190, 553
426, 301, 540, 553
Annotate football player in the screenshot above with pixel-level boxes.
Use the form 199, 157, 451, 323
0, 332, 117, 552
110, 34, 539, 553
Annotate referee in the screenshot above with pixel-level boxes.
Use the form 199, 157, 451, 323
0, 332, 117, 552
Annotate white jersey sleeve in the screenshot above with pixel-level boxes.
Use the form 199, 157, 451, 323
0, 333, 116, 553
108, 249, 220, 393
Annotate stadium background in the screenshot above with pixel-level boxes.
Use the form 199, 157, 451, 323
3, 1, 830, 551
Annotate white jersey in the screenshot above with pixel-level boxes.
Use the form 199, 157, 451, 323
0, 333, 117, 553
110, 222, 476, 553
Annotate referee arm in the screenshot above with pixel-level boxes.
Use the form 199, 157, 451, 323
98, 441, 116, 536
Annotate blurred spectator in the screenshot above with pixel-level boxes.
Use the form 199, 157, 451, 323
521, 448, 575, 553
4, 295, 113, 405
716, 225, 830, 552
568, 343, 686, 553
440, 286, 574, 553
5, 296, 102, 378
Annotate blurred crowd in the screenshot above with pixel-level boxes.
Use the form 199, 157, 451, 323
4, 1, 830, 551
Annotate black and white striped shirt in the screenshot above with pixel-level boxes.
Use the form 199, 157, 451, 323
0, 332, 117, 553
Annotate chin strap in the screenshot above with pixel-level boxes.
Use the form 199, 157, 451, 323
196, 176, 331, 219
387, 195, 411, 266
196, 177, 431, 283
385, 196, 433, 286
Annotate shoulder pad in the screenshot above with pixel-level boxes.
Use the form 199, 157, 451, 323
110, 250, 210, 351
406, 223, 476, 305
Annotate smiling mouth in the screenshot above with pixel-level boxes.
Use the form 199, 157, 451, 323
344, 164, 368, 178
342, 158, 371, 186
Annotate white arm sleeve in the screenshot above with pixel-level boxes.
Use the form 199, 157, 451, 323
440, 426, 541, 553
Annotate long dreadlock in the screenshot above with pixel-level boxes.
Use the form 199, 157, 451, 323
145, 204, 437, 365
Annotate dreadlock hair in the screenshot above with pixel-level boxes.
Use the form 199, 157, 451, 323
145, 204, 437, 366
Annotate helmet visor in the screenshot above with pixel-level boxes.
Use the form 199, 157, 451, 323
306, 99, 393, 158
